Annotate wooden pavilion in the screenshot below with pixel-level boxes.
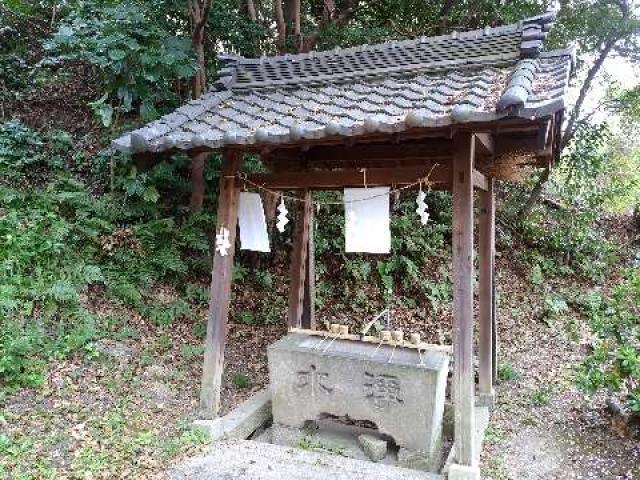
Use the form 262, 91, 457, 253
113, 12, 573, 478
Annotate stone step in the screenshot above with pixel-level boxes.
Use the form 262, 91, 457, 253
170, 440, 443, 480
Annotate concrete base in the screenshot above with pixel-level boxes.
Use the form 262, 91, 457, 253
271, 422, 399, 465
447, 464, 480, 480
476, 390, 495, 410
397, 444, 442, 473
442, 405, 490, 475
194, 389, 271, 441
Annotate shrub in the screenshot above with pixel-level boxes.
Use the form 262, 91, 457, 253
231, 372, 251, 389
576, 269, 640, 413
0, 150, 216, 390
0, 120, 45, 176
503, 124, 621, 280
497, 362, 520, 383
44, 2, 198, 126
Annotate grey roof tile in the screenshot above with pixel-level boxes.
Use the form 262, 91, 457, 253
113, 13, 572, 154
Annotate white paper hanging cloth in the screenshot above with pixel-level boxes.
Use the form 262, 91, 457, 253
238, 192, 271, 252
344, 187, 391, 254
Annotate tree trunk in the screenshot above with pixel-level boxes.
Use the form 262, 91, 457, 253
191, 36, 206, 99
284, 0, 301, 50
274, 0, 287, 53
247, 0, 257, 21
516, 167, 549, 222
188, 0, 212, 212
191, 151, 208, 211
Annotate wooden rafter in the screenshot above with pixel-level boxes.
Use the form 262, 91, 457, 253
473, 133, 494, 158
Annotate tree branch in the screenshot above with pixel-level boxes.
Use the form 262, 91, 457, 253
322, 0, 336, 23
274, 0, 286, 52
247, 0, 257, 22
437, 0, 459, 33
301, 0, 359, 52
561, 36, 619, 149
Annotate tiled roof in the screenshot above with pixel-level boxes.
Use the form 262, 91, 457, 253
113, 12, 573, 154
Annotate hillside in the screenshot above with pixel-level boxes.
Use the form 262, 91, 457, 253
1, 2, 639, 479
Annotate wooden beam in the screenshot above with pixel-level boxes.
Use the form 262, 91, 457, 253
199, 150, 242, 418
263, 140, 453, 173
452, 132, 476, 466
494, 134, 545, 158
479, 177, 495, 397
474, 133, 494, 158
304, 140, 453, 163
247, 165, 451, 191
302, 202, 316, 330
472, 169, 488, 191
288, 190, 312, 328
264, 155, 451, 173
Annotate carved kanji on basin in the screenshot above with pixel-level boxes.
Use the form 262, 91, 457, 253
268, 333, 449, 471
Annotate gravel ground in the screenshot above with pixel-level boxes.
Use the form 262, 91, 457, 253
480, 255, 640, 480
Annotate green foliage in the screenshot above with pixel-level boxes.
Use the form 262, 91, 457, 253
237, 311, 257, 325
550, 0, 639, 70
507, 124, 620, 279
0, 121, 45, 176
45, 2, 198, 126
145, 300, 192, 326
231, 372, 251, 389
0, 121, 79, 182
0, 323, 46, 389
540, 293, 569, 325
497, 363, 520, 383
530, 263, 544, 286
206, 0, 271, 56
255, 270, 273, 289
0, 2, 54, 102
316, 0, 544, 49
576, 269, 640, 413
180, 344, 204, 361
313, 191, 452, 313
530, 386, 552, 406
0, 134, 217, 390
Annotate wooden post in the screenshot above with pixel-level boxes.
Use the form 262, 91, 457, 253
492, 274, 498, 385
302, 201, 316, 329
452, 132, 476, 467
478, 176, 495, 402
199, 150, 242, 418
287, 189, 312, 328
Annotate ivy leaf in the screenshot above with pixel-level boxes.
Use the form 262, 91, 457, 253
89, 94, 114, 127
82, 265, 104, 284
108, 48, 127, 61
139, 101, 158, 122
142, 186, 160, 203
117, 86, 133, 112
49, 280, 78, 303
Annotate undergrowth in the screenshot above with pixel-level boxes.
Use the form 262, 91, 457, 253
576, 268, 640, 413
0, 121, 216, 392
